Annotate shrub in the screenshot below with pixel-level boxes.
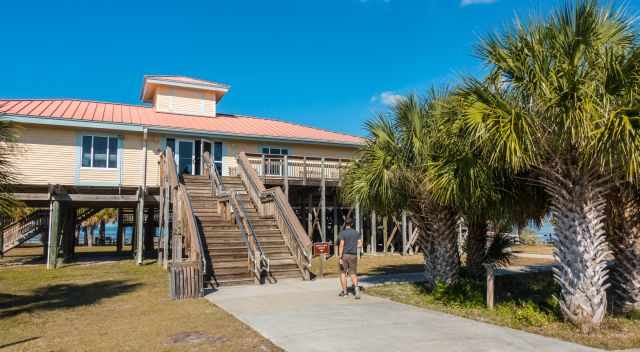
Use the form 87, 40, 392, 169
431, 279, 484, 309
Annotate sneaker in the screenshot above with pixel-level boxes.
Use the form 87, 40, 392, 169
354, 286, 361, 300
338, 291, 347, 297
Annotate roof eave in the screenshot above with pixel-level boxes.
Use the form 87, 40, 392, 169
1, 114, 364, 148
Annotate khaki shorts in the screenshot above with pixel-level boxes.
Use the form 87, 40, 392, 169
340, 254, 358, 275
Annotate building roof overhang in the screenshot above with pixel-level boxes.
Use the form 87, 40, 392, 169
140, 75, 230, 103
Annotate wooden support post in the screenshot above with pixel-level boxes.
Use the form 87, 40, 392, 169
383, 216, 388, 255
261, 154, 266, 183
484, 264, 495, 309
401, 211, 407, 256
408, 220, 413, 255
283, 155, 289, 198
320, 158, 326, 242
136, 191, 145, 265
319, 253, 326, 278
163, 186, 171, 270
307, 193, 313, 239
62, 206, 75, 262
116, 208, 123, 252
144, 208, 155, 256
47, 200, 61, 269
370, 210, 376, 254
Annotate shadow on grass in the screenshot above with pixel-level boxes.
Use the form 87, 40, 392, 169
0, 280, 141, 319
367, 264, 424, 276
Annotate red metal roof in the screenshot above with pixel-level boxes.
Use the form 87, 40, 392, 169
0, 99, 364, 146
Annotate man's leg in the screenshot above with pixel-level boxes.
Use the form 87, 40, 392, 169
340, 271, 348, 296
351, 274, 360, 299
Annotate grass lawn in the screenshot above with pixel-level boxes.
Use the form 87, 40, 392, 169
513, 245, 554, 256
0, 259, 280, 352
367, 272, 640, 350
310, 254, 424, 277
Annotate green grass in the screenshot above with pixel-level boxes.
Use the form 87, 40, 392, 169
0, 259, 280, 351
367, 272, 640, 350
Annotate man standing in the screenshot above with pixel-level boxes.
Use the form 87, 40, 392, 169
338, 217, 362, 299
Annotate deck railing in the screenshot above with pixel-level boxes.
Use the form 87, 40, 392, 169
243, 153, 350, 184
237, 152, 312, 280
160, 147, 206, 299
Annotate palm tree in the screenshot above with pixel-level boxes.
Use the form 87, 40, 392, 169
605, 185, 640, 313
81, 208, 117, 245
343, 93, 461, 289
460, 0, 640, 330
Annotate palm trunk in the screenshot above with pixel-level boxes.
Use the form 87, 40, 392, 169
412, 203, 460, 290
99, 220, 106, 245
540, 161, 610, 332
606, 186, 640, 313
465, 219, 489, 277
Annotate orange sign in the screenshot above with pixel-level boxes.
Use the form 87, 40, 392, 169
313, 242, 330, 256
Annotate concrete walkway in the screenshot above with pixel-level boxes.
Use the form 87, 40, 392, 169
206, 273, 599, 352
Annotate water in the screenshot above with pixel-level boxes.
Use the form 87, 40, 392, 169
27, 223, 158, 245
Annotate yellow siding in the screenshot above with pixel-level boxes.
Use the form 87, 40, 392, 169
155, 86, 216, 117
7, 125, 76, 185
8, 124, 356, 187
78, 168, 119, 184
121, 132, 161, 187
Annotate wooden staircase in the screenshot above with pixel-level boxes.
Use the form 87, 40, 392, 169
222, 176, 304, 280
1, 209, 49, 254
182, 174, 255, 286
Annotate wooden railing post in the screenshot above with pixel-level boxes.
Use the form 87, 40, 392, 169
284, 155, 289, 198
370, 210, 376, 254
484, 264, 495, 309
303, 157, 308, 185
401, 210, 407, 255
320, 157, 326, 242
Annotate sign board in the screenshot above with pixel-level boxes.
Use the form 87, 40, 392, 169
313, 242, 330, 256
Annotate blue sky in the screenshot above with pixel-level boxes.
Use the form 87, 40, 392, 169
1, 0, 636, 136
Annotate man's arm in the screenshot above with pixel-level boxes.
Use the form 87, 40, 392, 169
339, 240, 345, 264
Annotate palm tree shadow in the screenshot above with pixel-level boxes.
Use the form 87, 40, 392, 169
0, 280, 141, 319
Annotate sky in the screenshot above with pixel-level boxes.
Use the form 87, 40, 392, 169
1, 0, 638, 137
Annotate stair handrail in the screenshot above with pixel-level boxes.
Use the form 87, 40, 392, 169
203, 152, 270, 280
1, 209, 49, 252
161, 147, 206, 296
203, 152, 224, 195
237, 152, 312, 280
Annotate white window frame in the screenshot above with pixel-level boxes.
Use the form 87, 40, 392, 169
81, 135, 119, 170
261, 146, 290, 156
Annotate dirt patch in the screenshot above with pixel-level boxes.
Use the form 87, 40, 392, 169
168, 331, 228, 345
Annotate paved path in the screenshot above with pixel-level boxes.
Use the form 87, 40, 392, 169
206, 273, 599, 352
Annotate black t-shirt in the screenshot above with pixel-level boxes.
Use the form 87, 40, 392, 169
339, 228, 360, 255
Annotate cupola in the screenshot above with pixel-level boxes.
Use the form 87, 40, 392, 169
140, 75, 230, 117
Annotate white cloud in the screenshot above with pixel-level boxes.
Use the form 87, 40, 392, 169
371, 91, 403, 107
460, 0, 497, 7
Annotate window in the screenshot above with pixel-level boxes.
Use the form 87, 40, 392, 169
261, 147, 289, 155
81, 135, 118, 169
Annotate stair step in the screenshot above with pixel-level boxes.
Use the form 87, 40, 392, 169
212, 277, 255, 286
